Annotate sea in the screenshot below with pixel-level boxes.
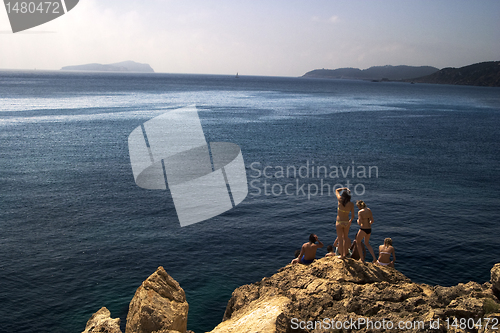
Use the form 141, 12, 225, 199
0, 70, 499, 333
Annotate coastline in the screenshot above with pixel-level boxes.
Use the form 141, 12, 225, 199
83, 260, 500, 333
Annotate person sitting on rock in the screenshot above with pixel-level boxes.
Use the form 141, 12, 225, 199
325, 245, 335, 257
292, 234, 323, 265
333, 236, 352, 258
377, 238, 396, 267
290, 249, 301, 264
350, 238, 366, 261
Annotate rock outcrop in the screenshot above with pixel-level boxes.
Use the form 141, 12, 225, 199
81, 307, 121, 333
492, 264, 500, 293
83, 262, 500, 333
210, 258, 500, 333
125, 266, 189, 333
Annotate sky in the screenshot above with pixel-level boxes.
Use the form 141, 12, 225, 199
0, 0, 499, 77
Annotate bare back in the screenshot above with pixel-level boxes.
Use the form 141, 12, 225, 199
357, 207, 373, 229
378, 245, 394, 263
337, 201, 354, 222
301, 242, 321, 260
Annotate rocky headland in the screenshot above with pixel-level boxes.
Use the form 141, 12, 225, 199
303, 61, 500, 87
82, 261, 500, 333
302, 65, 439, 81
405, 61, 500, 87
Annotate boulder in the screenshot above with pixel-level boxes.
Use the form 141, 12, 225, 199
125, 266, 189, 333
492, 263, 500, 293
81, 307, 122, 333
209, 295, 290, 333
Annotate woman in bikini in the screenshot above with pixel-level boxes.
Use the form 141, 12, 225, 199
377, 238, 396, 267
355, 200, 376, 263
335, 187, 354, 259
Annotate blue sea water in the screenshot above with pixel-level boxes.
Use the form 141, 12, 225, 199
0, 71, 499, 333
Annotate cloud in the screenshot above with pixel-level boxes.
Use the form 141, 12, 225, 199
329, 15, 339, 23
1, 1, 499, 76
311, 15, 340, 24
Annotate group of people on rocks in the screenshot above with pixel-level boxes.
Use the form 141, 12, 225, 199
291, 187, 396, 267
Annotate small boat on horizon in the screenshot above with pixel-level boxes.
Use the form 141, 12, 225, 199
235, 72, 239, 78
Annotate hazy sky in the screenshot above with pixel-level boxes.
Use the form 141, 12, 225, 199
1, 0, 499, 76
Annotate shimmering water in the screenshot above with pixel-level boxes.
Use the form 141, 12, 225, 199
1, 71, 499, 332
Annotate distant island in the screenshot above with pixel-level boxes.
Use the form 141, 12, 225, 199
303, 65, 439, 81
405, 61, 500, 87
303, 61, 500, 87
61, 60, 154, 73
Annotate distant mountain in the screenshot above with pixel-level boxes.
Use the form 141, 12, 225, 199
61, 61, 154, 73
303, 65, 439, 81
406, 61, 500, 87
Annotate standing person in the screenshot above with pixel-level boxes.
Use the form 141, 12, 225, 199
355, 200, 376, 263
292, 234, 324, 265
377, 238, 396, 267
335, 187, 354, 259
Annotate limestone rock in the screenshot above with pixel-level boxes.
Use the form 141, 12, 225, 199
212, 258, 500, 333
83, 261, 500, 333
492, 263, 500, 293
209, 295, 290, 333
125, 266, 189, 333
81, 307, 122, 333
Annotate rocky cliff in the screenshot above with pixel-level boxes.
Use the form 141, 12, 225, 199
211, 259, 500, 332
83, 262, 500, 333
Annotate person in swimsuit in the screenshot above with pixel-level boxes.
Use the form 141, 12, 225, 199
290, 249, 301, 264
325, 245, 335, 257
292, 234, 324, 265
377, 238, 396, 267
355, 200, 376, 263
335, 187, 354, 259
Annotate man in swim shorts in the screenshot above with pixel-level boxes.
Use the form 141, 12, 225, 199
292, 234, 324, 265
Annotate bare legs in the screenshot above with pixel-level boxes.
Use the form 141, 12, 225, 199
336, 223, 350, 259
356, 230, 377, 263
